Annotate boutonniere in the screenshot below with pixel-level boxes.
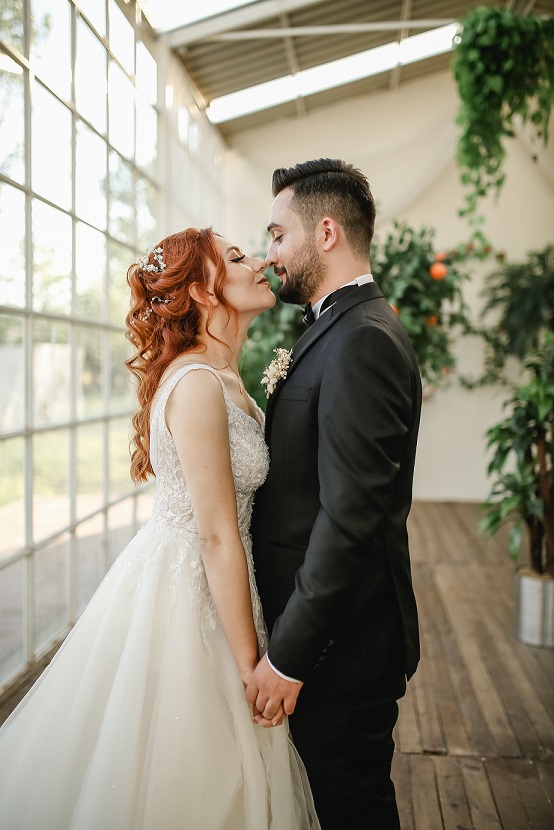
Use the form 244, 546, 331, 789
261, 348, 292, 398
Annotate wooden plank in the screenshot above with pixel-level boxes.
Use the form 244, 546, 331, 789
436, 569, 521, 758
392, 752, 414, 830
460, 757, 502, 829
513, 644, 554, 716
410, 755, 444, 830
505, 758, 554, 828
415, 565, 471, 755
480, 613, 554, 757
434, 755, 473, 830
397, 676, 423, 754
486, 758, 535, 830
536, 761, 554, 809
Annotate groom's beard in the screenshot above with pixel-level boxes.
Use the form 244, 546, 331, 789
276, 239, 326, 305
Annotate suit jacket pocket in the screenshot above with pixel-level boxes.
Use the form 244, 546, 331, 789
278, 385, 311, 401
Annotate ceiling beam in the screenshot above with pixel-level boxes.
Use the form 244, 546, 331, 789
389, 0, 413, 90
200, 20, 457, 40
164, 0, 327, 49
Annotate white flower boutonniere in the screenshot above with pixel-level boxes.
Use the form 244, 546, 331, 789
261, 348, 292, 398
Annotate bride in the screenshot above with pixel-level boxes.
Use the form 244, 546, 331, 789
0, 227, 320, 829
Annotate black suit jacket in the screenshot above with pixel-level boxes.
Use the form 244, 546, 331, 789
251, 282, 421, 693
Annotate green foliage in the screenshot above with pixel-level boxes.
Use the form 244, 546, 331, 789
481, 332, 554, 575
453, 7, 554, 220
467, 245, 554, 387
240, 270, 305, 408
371, 222, 482, 395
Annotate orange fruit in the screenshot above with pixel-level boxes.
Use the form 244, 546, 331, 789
390, 304, 399, 314
429, 262, 447, 280
434, 251, 447, 261
425, 315, 439, 326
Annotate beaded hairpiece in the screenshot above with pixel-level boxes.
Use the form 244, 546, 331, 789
137, 244, 166, 273
139, 296, 171, 322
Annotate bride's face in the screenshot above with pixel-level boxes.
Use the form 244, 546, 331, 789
213, 236, 275, 315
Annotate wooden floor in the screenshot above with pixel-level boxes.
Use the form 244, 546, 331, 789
1, 502, 553, 828
392, 502, 554, 829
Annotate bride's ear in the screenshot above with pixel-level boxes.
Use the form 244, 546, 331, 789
189, 282, 218, 307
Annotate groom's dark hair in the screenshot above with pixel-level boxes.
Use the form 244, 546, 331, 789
272, 158, 375, 258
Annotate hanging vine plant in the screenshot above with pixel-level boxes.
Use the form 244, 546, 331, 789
453, 6, 554, 220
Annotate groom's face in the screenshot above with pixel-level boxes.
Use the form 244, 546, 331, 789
266, 188, 326, 305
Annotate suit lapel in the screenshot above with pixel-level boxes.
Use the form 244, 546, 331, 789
265, 282, 384, 434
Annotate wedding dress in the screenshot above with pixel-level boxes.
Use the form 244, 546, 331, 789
0, 364, 319, 830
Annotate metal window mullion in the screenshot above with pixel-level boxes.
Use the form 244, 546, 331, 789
68, 0, 78, 625
22, 0, 35, 666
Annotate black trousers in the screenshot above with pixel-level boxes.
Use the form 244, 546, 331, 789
289, 676, 403, 830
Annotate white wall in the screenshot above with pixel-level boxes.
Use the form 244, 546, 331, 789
222, 71, 554, 501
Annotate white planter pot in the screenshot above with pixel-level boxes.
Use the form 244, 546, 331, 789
515, 572, 554, 648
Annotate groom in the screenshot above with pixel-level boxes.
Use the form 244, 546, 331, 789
247, 158, 421, 829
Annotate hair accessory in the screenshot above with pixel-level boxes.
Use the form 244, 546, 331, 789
137, 245, 166, 273
139, 296, 172, 322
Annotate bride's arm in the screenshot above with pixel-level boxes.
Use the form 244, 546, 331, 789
165, 369, 259, 684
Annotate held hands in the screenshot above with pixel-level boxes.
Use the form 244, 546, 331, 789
245, 654, 303, 729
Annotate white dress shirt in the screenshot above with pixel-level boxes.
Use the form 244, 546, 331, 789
311, 273, 374, 321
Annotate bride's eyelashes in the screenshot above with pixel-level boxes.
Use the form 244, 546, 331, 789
230, 254, 246, 263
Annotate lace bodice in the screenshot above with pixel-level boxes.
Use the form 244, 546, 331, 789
150, 364, 269, 532
146, 363, 270, 644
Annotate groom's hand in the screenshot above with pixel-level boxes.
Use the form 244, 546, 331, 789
246, 654, 303, 726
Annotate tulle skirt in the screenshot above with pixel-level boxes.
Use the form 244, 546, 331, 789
0, 519, 319, 829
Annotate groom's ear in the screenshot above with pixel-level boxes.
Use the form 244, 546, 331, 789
318, 216, 340, 252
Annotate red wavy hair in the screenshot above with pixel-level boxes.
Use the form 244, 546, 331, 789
125, 227, 236, 483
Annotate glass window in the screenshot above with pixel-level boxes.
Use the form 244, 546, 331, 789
32, 82, 72, 209
34, 533, 68, 650
33, 430, 70, 544
76, 325, 103, 418
136, 99, 157, 178
137, 489, 154, 525
75, 221, 106, 321
0, 183, 26, 308
0, 314, 25, 434
108, 59, 134, 160
33, 319, 71, 427
76, 0, 106, 37
76, 121, 107, 231
31, 0, 72, 101
109, 331, 132, 413
109, 151, 134, 243
76, 423, 104, 520
109, 0, 134, 76
137, 41, 157, 106
0, 559, 25, 687
108, 498, 133, 565
0, 55, 25, 184
76, 514, 105, 613
76, 18, 107, 134
108, 416, 132, 498
32, 200, 72, 315
0, 437, 25, 558
136, 176, 156, 250
108, 239, 133, 327
0, 2, 24, 53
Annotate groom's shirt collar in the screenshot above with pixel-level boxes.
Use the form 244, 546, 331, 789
311, 273, 374, 321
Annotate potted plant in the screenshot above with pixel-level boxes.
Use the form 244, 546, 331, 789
461, 244, 554, 388
452, 7, 554, 220
480, 332, 554, 647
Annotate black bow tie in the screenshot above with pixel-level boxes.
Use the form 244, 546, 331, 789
302, 284, 359, 327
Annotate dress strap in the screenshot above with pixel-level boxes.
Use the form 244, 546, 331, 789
149, 364, 229, 474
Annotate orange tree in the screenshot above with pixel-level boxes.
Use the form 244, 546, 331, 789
372, 222, 491, 396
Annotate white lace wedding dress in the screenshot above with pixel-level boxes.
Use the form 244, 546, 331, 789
0, 365, 319, 830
